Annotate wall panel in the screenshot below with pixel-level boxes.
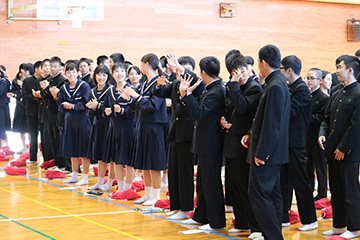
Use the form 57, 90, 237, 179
0, 0, 358, 79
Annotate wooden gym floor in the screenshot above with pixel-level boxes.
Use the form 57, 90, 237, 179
0, 148, 358, 239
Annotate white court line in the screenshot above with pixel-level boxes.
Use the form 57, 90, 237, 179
0, 210, 134, 222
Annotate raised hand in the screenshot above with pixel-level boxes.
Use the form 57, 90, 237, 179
231, 69, 241, 82
156, 75, 168, 87
118, 88, 131, 101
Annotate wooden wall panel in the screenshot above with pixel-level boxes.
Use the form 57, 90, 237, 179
0, 0, 359, 80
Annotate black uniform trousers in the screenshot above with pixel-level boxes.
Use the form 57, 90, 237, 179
168, 141, 194, 211
45, 123, 66, 168
192, 154, 226, 228
281, 147, 317, 225
39, 122, 53, 161
249, 164, 283, 240
26, 116, 38, 161
328, 157, 360, 231
306, 144, 328, 199
226, 156, 260, 232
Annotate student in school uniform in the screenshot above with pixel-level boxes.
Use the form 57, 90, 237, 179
58, 63, 91, 185
22, 61, 42, 162
128, 66, 143, 92
32, 59, 53, 162
319, 55, 360, 239
123, 53, 168, 206
305, 68, 329, 201
0, 66, 11, 152
179, 56, 226, 230
97, 55, 115, 85
279, 55, 318, 231
127, 65, 143, 181
178, 56, 196, 72
320, 70, 332, 96
78, 58, 96, 88
241, 45, 290, 240
40, 57, 67, 169
86, 65, 111, 190
109, 53, 125, 69
11, 64, 32, 153
153, 53, 205, 220
221, 53, 262, 236
101, 63, 136, 192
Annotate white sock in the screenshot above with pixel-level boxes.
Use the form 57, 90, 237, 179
162, 173, 168, 182
63, 172, 78, 183
98, 177, 104, 185
145, 186, 153, 198
82, 174, 88, 181
152, 188, 161, 200
134, 187, 152, 204
106, 178, 114, 187
123, 183, 132, 191
117, 181, 125, 192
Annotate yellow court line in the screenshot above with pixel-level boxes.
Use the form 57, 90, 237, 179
0, 187, 142, 240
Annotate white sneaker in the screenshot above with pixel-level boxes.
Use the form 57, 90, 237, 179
248, 232, 262, 239
181, 218, 201, 225
298, 221, 318, 231
340, 230, 359, 239
169, 211, 189, 220
322, 228, 346, 236
199, 224, 223, 230
166, 210, 180, 217
228, 228, 250, 233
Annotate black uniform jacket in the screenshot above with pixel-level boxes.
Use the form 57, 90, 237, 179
181, 79, 225, 156
223, 77, 263, 158
288, 77, 311, 148
306, 88, 329, 145
22, 76, 39, 117
319, 81, 360, 162
248, 70, 291, 165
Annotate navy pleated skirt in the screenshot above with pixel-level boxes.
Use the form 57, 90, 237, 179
12, 102, 28, 133
132, 122, 168, 170
103, 122, 136, 165
87, 122, 109, 164
0, 105, 11, 139
59, 114, 91, 157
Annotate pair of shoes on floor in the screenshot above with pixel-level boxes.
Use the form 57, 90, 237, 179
298, 221, 318, 231
323, 228, 359, 239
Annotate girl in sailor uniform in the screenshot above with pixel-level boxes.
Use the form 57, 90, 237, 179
86, 65, 111, 190
57, 63, 91, 185
123, 53, 168, 206
101, 63, 136, 192
0, 66, 11, 151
